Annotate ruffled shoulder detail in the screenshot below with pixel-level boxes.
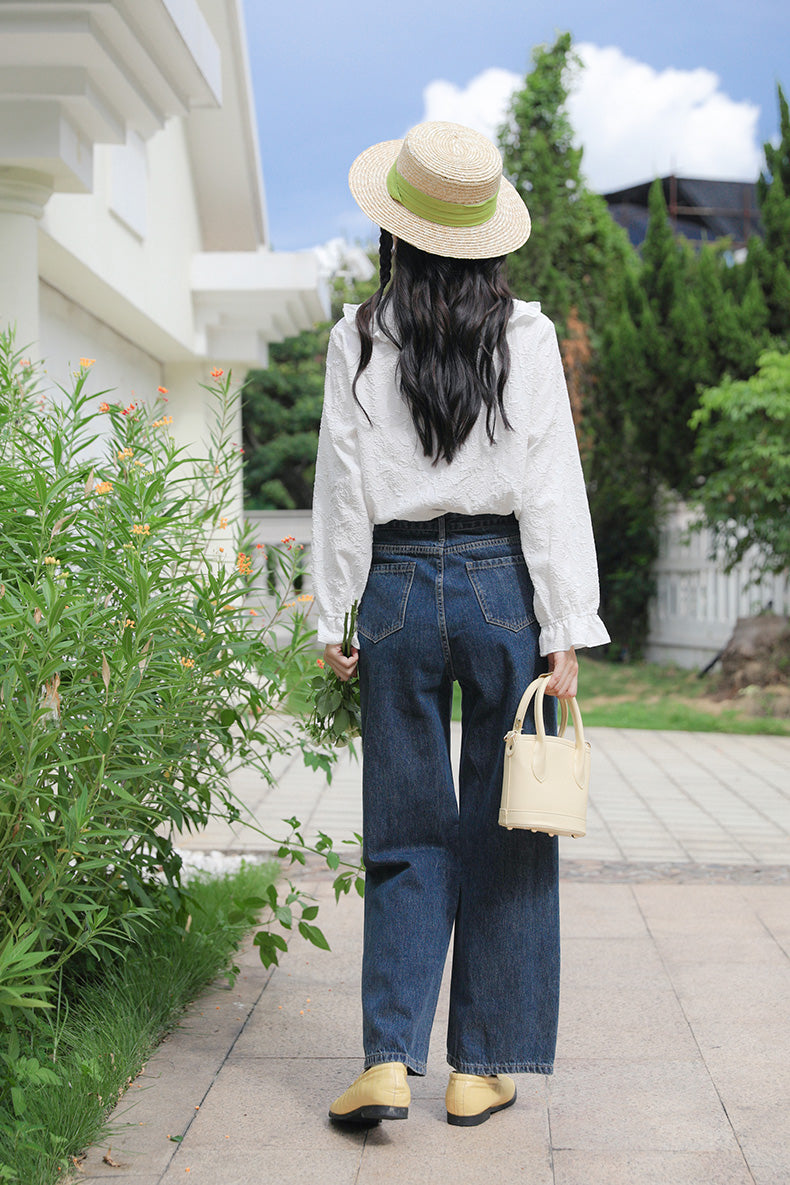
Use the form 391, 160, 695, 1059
509, 299, 542, 324
341, 302, 397, 343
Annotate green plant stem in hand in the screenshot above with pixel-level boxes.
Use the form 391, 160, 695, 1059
308, 601, 361, 747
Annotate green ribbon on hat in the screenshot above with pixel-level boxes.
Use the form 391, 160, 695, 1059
386, 161, 498, 227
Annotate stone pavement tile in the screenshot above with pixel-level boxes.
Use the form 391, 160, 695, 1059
556, 981, 699, 1060
168, 1056, 381, 1152
658, 961, 790, 1060
740, 885, 790, 957
79, 1177, 168, 1184
548, 1060, 737, 1152
77, 961, 275, 1181
634, 881, 767, 927
228, 883, 363, 1059
632, 883, 790, 963
700, 1054, 790, 1185
232, 975, 361, 1059
558, 882, 647, 938
159, 1143, 364, 1185
552, 1149, 754, 1185
559, 936, 667, 991
353, 1076, 552, 1185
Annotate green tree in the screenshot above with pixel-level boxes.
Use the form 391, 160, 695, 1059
499, 32, 632, 332
755, 85, 790, 337
690, 350, 790, 577
243, 268, 378, 509
501, 33, 663, 656
243, 326, 330, 509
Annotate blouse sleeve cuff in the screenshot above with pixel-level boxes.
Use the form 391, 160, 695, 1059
317, 618, 360, 649
538, 613, 611, 657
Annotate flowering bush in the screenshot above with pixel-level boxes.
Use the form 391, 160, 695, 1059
0, 329, 356, 1035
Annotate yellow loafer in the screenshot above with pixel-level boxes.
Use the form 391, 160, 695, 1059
329, 1061, 410, 1124
445, 1072, 517, 1126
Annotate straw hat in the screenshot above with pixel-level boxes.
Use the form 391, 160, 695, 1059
348, 120, 530, 260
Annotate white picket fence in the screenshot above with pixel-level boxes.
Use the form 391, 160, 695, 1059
245, 506, 790, 670
646, 503, 790, 668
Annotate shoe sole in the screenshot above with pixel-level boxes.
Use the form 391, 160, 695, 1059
446, 1086, 517, 1127
329, 1105, 409, 1124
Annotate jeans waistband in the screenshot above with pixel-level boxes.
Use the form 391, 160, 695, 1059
373, 513, 519, 543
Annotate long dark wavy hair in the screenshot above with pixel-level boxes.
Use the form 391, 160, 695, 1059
352, 229, 515, 464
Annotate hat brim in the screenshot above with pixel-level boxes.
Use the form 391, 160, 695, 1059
349, 138, 531, 260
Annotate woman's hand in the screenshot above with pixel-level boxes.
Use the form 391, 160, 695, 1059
545, 647, 578, 699
324, 643, 359, 682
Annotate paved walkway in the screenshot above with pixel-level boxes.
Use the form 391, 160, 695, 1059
77, 727, 790, 1185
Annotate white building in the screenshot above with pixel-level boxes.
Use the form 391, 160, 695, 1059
0, 0, 327, 487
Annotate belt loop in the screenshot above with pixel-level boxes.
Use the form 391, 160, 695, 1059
438, 514, 446, 545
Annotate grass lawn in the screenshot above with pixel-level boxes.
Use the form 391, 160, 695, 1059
451, 656, 790, 735
0, 863, 280, 1185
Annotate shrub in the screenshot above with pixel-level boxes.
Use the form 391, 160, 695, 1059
690, 349, 790, 577
0, 328, 342, 1029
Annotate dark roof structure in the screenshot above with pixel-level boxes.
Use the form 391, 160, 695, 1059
603, 176, 763, 250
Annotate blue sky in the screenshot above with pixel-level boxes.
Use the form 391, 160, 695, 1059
241, 0, 789, 252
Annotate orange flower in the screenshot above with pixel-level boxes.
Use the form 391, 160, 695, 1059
220, 517, 228, 529
316, 658, 325, 669
236, 552, 252, 576
99, 401, 110, 413
158, 385, 168, 394
94, 480, 113, 496
79, 357, 95, 368
211, 367, 224, 379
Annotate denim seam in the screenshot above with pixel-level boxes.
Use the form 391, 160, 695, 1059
358, 563, 416, 643
365, 1050, 427, 1076
466, 573, 536, 632
435, 528, 455, 680
445, 535, 521, 554
371, 535, 521, 557
447, 1055, 554, 1075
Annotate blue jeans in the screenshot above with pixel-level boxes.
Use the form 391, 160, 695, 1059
357, 513, 560, 1077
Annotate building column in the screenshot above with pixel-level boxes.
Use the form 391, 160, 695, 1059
0, 167, 53, 359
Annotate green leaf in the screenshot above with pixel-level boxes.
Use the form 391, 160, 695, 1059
297, 921, 330, 951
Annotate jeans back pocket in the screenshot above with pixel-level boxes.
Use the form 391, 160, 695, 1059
358, 561, 416, 642
465, 554, 536, 632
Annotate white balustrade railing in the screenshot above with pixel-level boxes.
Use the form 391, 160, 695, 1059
646, 503, 790, 668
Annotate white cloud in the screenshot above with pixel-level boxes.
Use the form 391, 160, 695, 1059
421, 47, 763, 192
422, 68, 522, 144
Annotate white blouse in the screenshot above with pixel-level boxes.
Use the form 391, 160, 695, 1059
311, 299, 610, 655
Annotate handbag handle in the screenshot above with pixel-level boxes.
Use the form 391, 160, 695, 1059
509, 673, 587, 788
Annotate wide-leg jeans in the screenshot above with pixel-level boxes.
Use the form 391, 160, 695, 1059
357, 513, 560, 1077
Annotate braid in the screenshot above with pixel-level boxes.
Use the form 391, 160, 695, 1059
378, 229, 393, 292
352, 229, 394, 410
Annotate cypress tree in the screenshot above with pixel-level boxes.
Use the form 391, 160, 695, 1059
754, 85, 790, 337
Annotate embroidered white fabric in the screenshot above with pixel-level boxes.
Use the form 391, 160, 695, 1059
311, 299, 611, 656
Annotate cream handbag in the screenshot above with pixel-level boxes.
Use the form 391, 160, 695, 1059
499, 673, 590, 838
